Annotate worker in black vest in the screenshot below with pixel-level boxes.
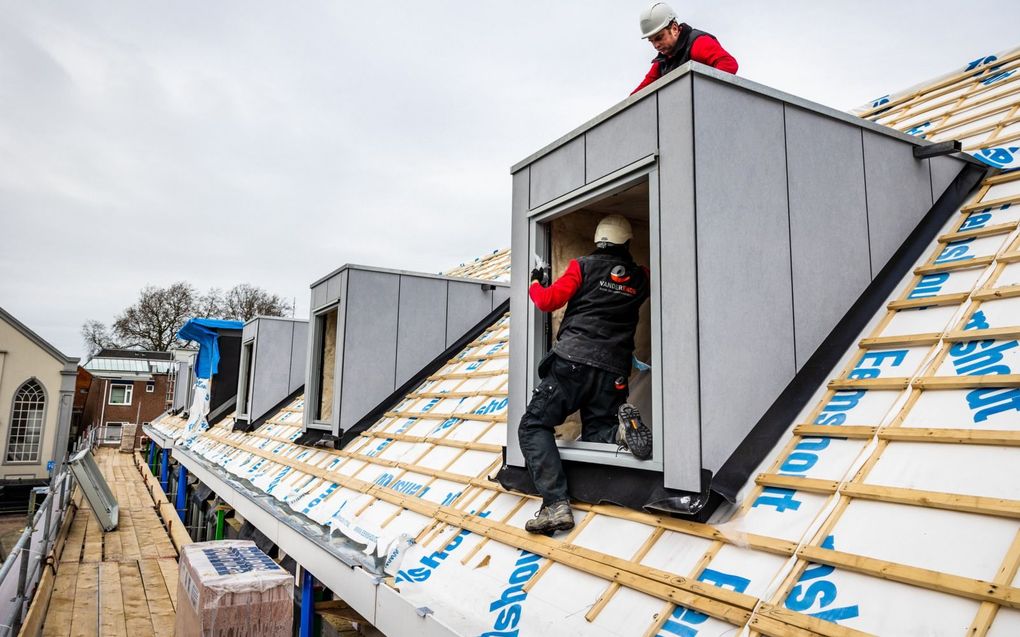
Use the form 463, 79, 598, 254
520, 214, 653, 534
632, 2, 738, 94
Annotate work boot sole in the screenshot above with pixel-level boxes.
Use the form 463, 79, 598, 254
618, 403, 653, 460
525, 517, 575, 535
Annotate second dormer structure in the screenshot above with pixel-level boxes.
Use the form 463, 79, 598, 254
303, 264, 510, 440
235, 316, 308, 430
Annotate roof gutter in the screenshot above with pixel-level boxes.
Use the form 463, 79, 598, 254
169, 444, 462, 637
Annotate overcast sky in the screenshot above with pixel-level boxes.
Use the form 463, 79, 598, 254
2, 1, 1019, 359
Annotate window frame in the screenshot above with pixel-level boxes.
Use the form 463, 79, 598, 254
525, 165, 664, 472
103, 422, 125, 443
309, 304, 339, 427
5, 378, 47, 465
108, 383, 133, 406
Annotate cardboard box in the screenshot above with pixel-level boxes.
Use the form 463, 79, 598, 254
176, 540, 293, 636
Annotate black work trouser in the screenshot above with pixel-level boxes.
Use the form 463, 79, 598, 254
518, 354, 628, 506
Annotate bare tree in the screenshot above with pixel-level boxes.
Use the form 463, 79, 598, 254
112, 282, 198, 351
81, 320, 117, 358
197, 287, 227, 319
82, 281, 292, 353
222, 284, 292, 322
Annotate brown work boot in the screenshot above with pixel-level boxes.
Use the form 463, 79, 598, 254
524, 500, 574, 535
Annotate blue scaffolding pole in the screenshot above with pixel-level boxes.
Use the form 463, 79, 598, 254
176, 465, 188, 522
160, 448, 170, 492
300, 568, 315, 637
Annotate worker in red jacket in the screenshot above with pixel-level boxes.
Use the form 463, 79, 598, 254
632, 2, 738, 95
519, 214, 653, 535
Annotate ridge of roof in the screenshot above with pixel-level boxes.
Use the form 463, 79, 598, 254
0, 305, 77, 365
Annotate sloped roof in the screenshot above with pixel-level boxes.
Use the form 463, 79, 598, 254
443, 248, 511, 282
83, 357, 172, 375
152, 47, 1020, 636
94, 348, 173, 361
0, 305, 76, 365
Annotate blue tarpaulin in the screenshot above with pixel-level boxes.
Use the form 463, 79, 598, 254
177, 318, 243, 379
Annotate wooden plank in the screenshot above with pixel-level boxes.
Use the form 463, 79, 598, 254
134, 512, 159, 559
118, 561, 155, 637
138, 559, 176, 637
156, 558, 180, 611
859, 333, 942, 349
945, 326, 1020, 342
915, 255, 995, 276
840, 483, 1020, 520
888, 292, 970, 310
98, 562, 128, 637
967, 528, 1020, 636
69, 562, 99, 637
752, 603, 877, 637
24, 498, 79, 637
383, 410, 503, 423
118, 510, 142, 560
797, 545, 1020, 609
755, 474, 839, 495
827, 377, 910, 391
60, 511, 87, 564
961, 193, 1020, 213
913, 374, 1020, 389
42, 562, 79, 637
973, 284, 1020, 301
81, 516, 103, 563
104, 523, 123, 562
939, 221, 1019, 243
792, 425, 877, 439
998, 251, 1020, 265
878, 427, 1020, 446
749, 614, 837, 637
358, 430, 502, 453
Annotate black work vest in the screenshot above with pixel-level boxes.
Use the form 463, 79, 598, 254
552, 250, 650, 375
655, 23, 713, 76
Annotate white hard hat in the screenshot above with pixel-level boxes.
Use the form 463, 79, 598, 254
595, 215, 633, 245
639, 2, 678, 39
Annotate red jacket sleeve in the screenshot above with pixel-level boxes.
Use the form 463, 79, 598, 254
529, 260, 582, 312
690, 36, 738, 74
631, 61, 662, 95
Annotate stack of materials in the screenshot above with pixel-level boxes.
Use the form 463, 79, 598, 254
176, 540, 293, 636
119, 423, 137, 453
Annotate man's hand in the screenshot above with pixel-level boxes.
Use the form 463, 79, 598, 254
531, 266, 550, 287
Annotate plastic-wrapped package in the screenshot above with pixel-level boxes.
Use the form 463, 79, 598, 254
119, 423, 137, 453
175, 540, 293, 636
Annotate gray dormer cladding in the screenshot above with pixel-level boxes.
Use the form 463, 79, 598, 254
507, 62, 985, 495
238, 317, 308, 424
305, 264, 510, 437
172, 360, 192, 412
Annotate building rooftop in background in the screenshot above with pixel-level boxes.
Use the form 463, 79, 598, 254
94, 348, 173, 361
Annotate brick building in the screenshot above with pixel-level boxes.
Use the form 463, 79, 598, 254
81, 349, 174, 446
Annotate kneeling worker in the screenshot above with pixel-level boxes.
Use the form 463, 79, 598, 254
520, 214, 653, 534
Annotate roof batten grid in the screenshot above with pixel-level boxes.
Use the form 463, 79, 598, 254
159, 313, 832, 635
751, 162, 1020, 634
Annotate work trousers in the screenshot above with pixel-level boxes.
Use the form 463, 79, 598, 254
518, 354, 628, 506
